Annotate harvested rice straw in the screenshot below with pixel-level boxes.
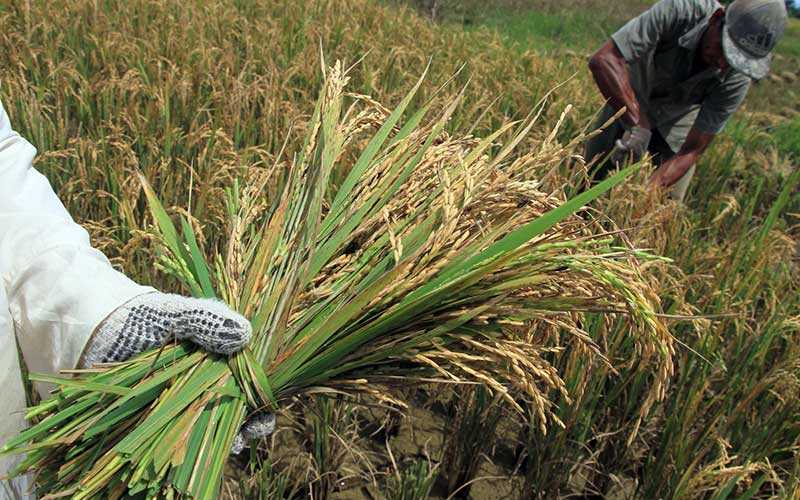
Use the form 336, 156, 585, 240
1, 62, 672, 499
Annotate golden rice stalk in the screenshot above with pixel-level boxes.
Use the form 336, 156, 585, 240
1, 62, 672, 499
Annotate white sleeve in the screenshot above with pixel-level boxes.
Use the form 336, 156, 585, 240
0, 99, 153, 398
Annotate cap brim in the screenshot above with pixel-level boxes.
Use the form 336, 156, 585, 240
722, 27, 770, 80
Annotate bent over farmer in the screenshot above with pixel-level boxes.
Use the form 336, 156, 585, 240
0, 100, 272, 499
585, 0, 788, 201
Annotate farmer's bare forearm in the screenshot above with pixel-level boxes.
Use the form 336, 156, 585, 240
652, 154, 698, 187
589, 40, 649, 129
651, 128, 716, 187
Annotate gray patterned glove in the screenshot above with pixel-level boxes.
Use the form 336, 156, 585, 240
231, 413, 277, 455
79, 292, 274, 455
79, 292, 251, 367
612, 125, 652, 165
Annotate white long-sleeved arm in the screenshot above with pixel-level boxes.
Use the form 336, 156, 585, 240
0, 100, 153, 399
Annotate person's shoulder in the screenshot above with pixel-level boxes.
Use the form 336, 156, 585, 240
708, 69, 752, 98
658, 0, 719, 24
664, 0, 721, 16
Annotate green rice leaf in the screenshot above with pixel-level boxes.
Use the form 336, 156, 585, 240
180, 216, 216, 299
27, 373, 132, 396
114, 360, 229, 455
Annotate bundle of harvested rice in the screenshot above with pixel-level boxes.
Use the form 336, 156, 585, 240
1, 63, 673, 499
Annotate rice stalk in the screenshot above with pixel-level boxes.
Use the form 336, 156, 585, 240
1, 63, 669, 498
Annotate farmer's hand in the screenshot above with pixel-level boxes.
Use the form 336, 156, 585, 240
78, 292, 251, 367
77, 292, 274, 454
611, 125, 652, 165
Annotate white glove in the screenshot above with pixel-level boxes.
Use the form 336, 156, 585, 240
78, 291, 274, 455
79, 292, 251, 367
612, 125, 652, 165
231, 413, 277, 455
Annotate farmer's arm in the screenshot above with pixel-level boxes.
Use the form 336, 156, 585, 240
588, 41, 650, 129
588, 0, 688, 129
0, 101, 152, 392
650, 64, 751, 189
650, 128, 715, 187
0, 99, 248, 388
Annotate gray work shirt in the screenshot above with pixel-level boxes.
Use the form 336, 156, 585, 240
611, 0, 751, 152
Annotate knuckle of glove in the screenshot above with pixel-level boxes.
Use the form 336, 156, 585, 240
230, 413, 276, 455
629, 126, 652, 154
242, 413, 276, 440
185, 300, 253, 355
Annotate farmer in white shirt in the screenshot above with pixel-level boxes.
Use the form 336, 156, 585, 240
0, 100, 270, 499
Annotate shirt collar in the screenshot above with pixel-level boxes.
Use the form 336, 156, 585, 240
680, 0, 724, 49
679, 18, 708, 51
678, 16, 728, 81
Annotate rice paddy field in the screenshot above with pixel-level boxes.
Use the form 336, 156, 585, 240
1, 0, 799, 498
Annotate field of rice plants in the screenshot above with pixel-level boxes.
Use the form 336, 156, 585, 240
1, 0, 798, 498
